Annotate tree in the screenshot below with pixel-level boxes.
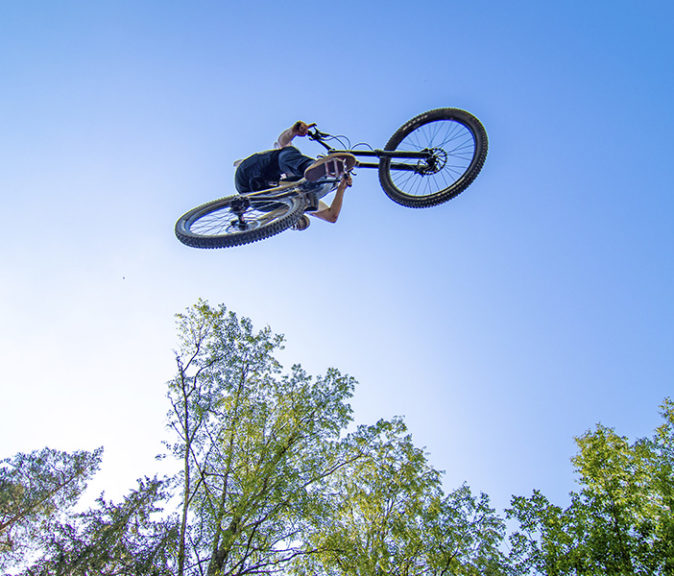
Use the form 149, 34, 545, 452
166, 301, 362, 576
20, 476, 176, 575
301, 418, 508, 576
507, 399, 674, 575
0, 447, 101, 571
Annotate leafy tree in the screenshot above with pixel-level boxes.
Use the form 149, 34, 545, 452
301, 418, 508, 576
2, 301, 514, 575
507, 399, 674, 575
19, 476, 176, 575
428, 486, 507, 576
166, 301, 362, 576
0, 447, 101, 571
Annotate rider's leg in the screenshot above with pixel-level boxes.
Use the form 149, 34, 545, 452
278, 146, 314, 178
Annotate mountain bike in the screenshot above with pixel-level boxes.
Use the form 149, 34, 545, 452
175, 108, 488, 249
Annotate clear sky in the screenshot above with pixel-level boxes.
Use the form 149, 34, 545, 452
1, 1, 673, 513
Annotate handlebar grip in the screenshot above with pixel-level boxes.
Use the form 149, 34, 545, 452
308, 129, 329, 139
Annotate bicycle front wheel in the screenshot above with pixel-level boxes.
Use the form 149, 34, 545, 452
175, 194, 306, 249
378, 108, 488, 208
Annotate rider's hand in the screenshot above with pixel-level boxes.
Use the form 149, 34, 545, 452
342, 173, 353, 187
292, 121, 316, 137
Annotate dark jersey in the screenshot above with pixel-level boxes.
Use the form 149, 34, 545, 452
234, 149, 283, 193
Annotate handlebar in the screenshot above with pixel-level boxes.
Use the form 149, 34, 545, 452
307, 128, 334, 151
307, 128, 330, 140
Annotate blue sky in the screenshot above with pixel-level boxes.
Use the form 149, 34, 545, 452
1, 1, 673, 513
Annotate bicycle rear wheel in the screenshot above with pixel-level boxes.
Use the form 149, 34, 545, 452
175, 194, 306, 249
378, 108, 488, 208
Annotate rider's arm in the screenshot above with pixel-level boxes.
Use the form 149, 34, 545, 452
310, 173, 352, 224
274, 121, 315, 148
275, 127, 295, 149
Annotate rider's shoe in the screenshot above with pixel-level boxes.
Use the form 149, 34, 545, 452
292, 214, 311, 231
304, 153, 357, 182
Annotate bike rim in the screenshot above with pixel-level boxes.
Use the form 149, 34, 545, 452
389, 119, 477, 198
188, 202, 290, 238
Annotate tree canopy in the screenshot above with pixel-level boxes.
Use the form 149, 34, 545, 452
2, 301, 672, 575
0, 447, 101, 571
507, 399, 674, 575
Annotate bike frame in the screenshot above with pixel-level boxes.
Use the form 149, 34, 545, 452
308, 129, 432, 172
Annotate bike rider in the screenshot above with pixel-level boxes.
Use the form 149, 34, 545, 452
234, 121, 355, 229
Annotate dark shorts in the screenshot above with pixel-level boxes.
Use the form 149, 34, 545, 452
235, 147, 314, 193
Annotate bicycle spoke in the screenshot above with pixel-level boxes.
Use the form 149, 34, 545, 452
189, 203, 289, 236
389, 118, 477, 198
